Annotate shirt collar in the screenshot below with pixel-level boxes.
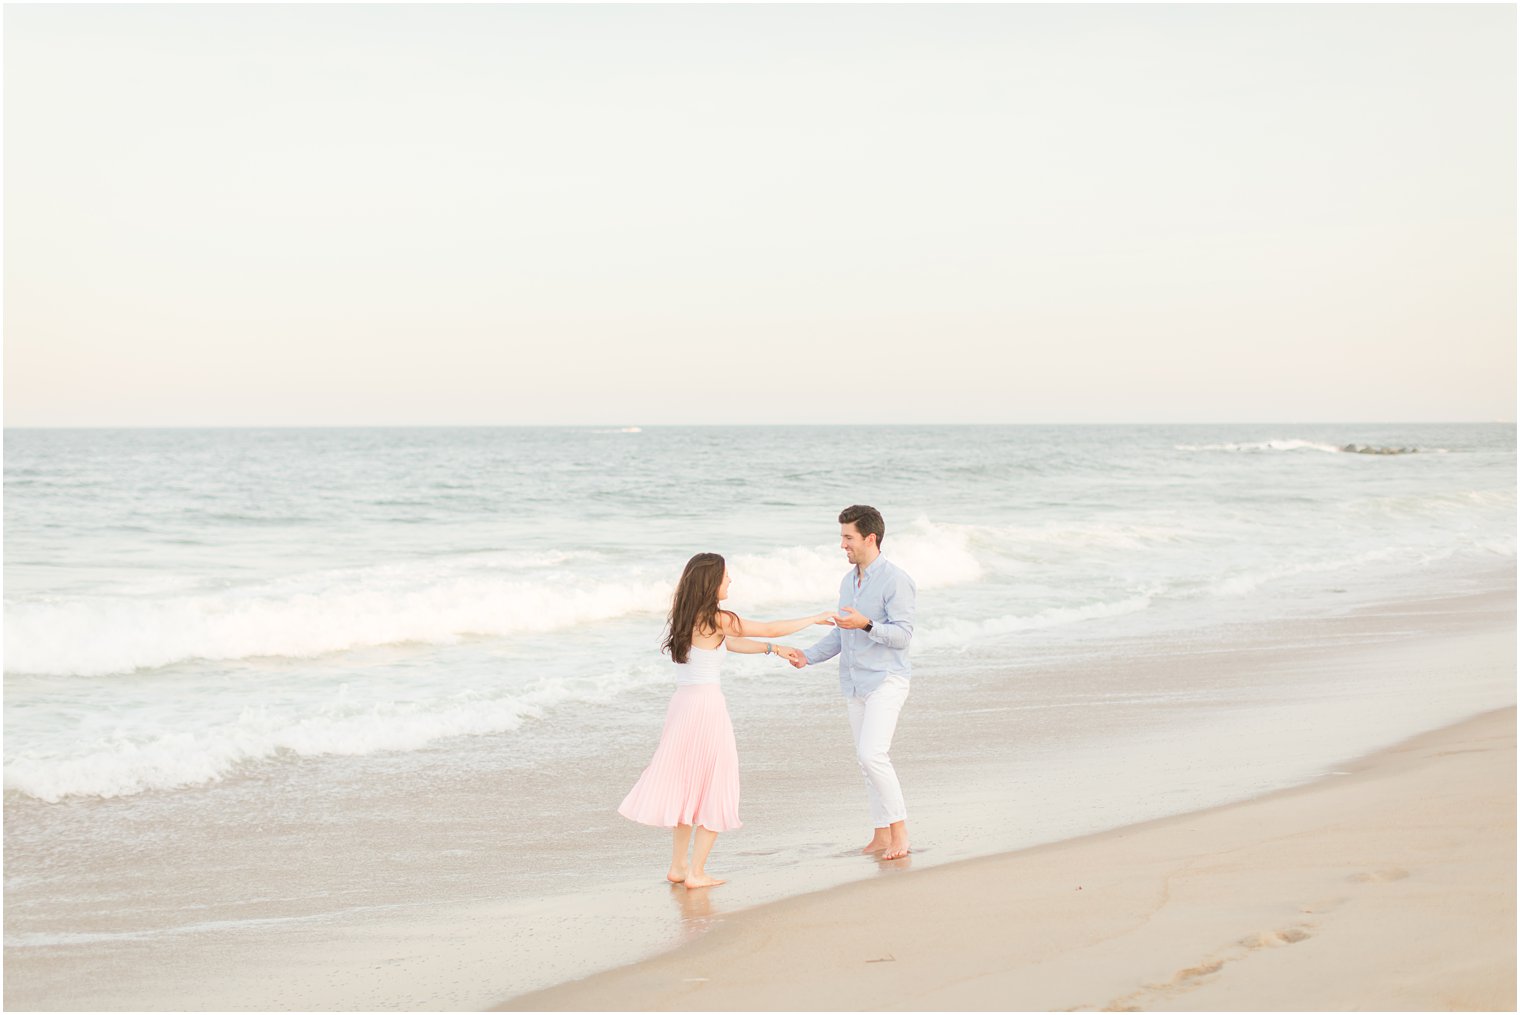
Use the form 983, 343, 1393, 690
857, 554, 888, 581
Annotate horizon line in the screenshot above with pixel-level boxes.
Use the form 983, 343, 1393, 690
3, 420, 1515, 431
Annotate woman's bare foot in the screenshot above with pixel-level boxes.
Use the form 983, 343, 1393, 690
682, 873, 726, 888
666, 867, 688, 884
881, 833, 910, 861
860, 836, 890, 854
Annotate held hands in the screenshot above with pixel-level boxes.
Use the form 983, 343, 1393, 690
833, 606, 872, 630
813, 611, 838, 626
773, 645, 807, 668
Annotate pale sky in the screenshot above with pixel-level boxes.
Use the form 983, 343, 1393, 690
4, 4, 1515, 426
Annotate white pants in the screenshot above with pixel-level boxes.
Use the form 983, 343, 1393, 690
846, 674, 910, 827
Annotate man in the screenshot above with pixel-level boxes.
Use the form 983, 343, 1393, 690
786, 504, 916, 860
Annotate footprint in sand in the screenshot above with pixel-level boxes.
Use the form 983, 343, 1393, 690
1114, 920, 1314, 1010
1173, 959, 1225, 982
1239, 927, 1311, 949
1348, 867, 1410, 883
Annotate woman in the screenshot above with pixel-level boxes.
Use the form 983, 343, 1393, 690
618, 552, 834, 888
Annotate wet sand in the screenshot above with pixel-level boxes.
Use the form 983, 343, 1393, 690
501, 705, 1516, 1011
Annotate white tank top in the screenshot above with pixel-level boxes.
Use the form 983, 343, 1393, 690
675, 640, 726, 686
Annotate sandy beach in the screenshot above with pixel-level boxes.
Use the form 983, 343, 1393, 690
502, 705, 1516, 1011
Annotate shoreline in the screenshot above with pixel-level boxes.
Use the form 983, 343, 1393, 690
499, 704, 1517, 1011
5, 580, 1513, 1011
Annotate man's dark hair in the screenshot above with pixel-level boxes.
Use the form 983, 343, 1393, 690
838, 504, 885, 549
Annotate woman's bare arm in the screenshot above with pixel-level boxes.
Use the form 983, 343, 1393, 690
726, 612, 836, 639
722, 635, 775, 655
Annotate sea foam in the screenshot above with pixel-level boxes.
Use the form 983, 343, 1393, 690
4, 660, 673, 802
915, 593, 1158, 650
4, 523, 988, 678
4, 575, 674, 678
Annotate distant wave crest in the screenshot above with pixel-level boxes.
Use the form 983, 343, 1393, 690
1176, 439, 1346, 454
1175, 439, 1444, 455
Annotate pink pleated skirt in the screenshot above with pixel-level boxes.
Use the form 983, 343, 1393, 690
618, 683, 742, 832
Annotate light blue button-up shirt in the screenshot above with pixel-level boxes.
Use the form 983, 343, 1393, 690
803, 554, 916, 698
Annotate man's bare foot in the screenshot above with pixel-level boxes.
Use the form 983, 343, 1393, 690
666, 867, 688, 884
882, 835, 910, 861
682, 873, 726, 888
860, 837, 890, 854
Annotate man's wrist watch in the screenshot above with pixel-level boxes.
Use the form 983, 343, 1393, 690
864, 621, 874, 632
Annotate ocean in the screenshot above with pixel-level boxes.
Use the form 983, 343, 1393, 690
4, 423, 1515, 1007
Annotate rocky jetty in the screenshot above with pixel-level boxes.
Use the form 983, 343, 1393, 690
1341, 444, 1418, 455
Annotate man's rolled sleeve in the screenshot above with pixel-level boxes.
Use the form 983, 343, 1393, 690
867, 572, 915, 650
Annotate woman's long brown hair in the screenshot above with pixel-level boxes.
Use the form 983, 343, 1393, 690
663, 552, 740, 664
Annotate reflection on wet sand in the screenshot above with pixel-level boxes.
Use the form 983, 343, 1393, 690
669, 881, 720, 932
